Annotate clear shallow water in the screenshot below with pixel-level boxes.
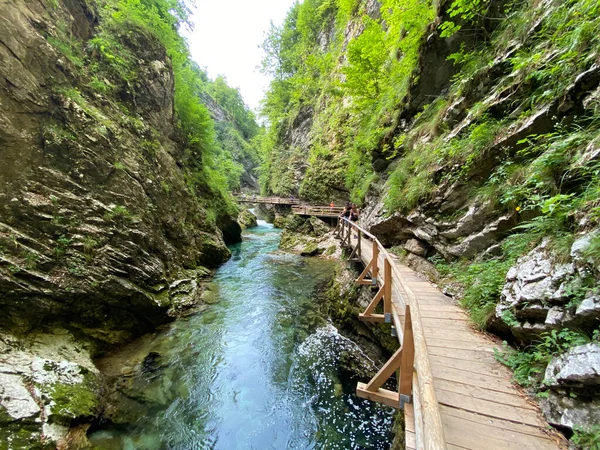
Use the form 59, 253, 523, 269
89, 220, 394, 449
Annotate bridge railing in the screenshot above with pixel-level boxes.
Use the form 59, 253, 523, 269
335, 218, 447, 450
235, 195, 301, 205
291, 205, 345, 216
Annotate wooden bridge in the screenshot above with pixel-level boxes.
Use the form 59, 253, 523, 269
236, 195, 300, 205
335, 218, 568, 450
235, 195, 345, 218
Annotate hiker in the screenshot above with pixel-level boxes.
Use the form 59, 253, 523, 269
329, 201, 335, 212
340, 202, 352, 219
290, 194, 294, 203
350, 204, 360, 222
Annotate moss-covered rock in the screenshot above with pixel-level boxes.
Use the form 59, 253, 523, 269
0, 330, 103, 448
300, 242, 321, 256
238, 209, 258, 228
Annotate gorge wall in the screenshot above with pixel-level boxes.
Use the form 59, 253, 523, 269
0, 0, 259, 447
260, 0, 600, 445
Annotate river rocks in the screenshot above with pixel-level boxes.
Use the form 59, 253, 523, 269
279, 216, 342, 258
300, 242, 320, 256
238, 209, 258, 228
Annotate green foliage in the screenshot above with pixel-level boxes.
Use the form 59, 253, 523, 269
495, 329, 591, 388
74, 0, 258, 224
439, 0, 490, 38
103, 205, 136, 223
47, 20, 85, 67
54, 235, 72, 259
453, 258, 513, 329
571, 425, 600, 450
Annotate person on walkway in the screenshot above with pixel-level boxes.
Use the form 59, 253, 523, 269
330, 201, 335, 213
350, 204, 360, 222
340, 202, 352, 219
290, 194, 294, 204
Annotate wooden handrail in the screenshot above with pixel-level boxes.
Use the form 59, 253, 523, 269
338, 218, 447, 450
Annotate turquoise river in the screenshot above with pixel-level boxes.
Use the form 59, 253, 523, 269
88, 219, 394, 449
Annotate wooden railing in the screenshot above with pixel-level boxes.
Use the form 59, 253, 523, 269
291, 205, 345, 217
335, 218, 447, 450
235, 195, 300, 205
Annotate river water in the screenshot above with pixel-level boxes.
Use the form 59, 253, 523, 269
89, 220, 394, 449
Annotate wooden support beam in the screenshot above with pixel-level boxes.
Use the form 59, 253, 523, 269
361, 285, 384, 316
366, 347, 403, 391
358, 313, 386, 322
372, 241, 379, 280
357, 382, 400, 409
355, 256, 376, 285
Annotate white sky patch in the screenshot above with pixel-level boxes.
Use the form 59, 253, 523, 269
184, 0, 297, 113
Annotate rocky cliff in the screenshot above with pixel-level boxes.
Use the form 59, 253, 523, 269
260, 0, 600, 444
0, 0, 246, 447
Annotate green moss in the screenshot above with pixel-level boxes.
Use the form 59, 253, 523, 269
49, 380, 99, 422
300, 242, 319, 256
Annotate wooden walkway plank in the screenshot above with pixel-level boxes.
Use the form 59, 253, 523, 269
434, 378, 537, 410
441, 412, 560, 450
431, 365, 517, 394
340, 218, 568, 450
440, 404, 561, 440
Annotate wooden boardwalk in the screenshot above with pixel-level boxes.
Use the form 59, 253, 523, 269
235, 195, 300, 205
335, 219, 568, 450
234, 195, 345, 218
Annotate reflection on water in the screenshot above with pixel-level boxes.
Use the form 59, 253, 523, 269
89, 220, 394, 449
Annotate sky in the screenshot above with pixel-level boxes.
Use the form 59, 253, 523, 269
184, 0, 297, 113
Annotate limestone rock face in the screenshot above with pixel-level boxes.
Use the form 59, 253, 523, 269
541, 344, 600, 432
0, 0, 232, 349
494, 232, 600, 341
361, 196, 516, 260
404, 238, 428, 256
544, 343, 600, 387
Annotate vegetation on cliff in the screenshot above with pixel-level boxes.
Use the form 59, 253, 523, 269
259, 0, 600, 444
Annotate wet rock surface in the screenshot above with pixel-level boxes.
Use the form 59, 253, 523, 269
279, 215, 342, 259
238, 209, 258, 228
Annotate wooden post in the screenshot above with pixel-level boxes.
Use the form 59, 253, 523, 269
384, 259, 392, 323
357, 230, 362, 261
372, 241, 379, 282
399, 305, 414, 407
